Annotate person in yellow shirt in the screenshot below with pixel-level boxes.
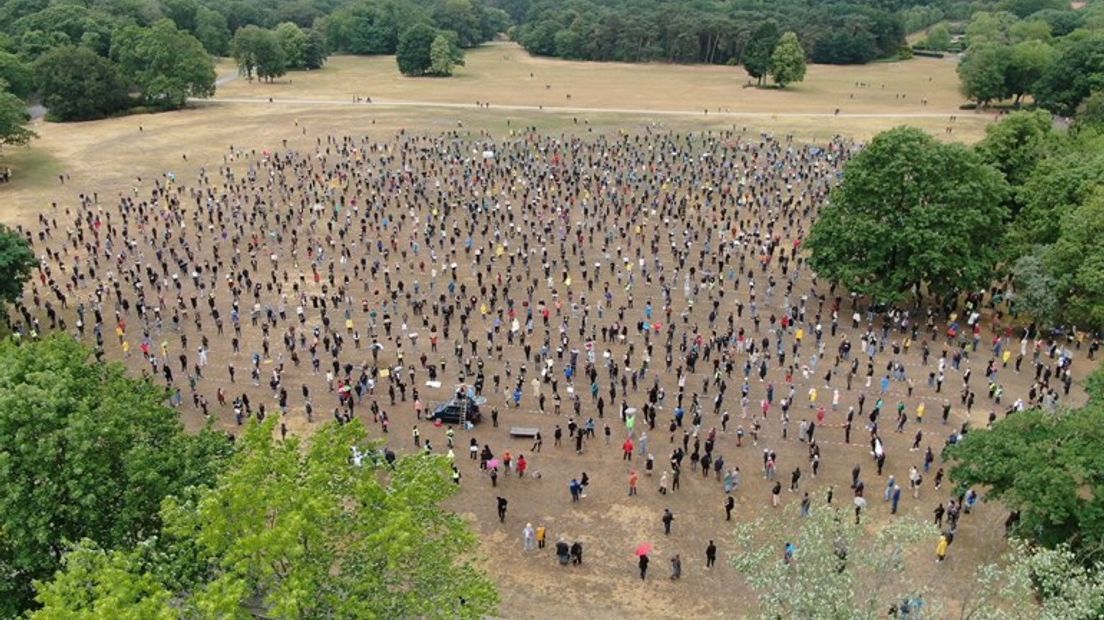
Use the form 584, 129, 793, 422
536, 525, 547, 549
936, 535, 949, 563
916, 402, 925, 423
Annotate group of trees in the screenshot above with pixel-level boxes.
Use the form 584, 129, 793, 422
956, 3, 1104, 113
740, 23, 807, 88
0, 334, 497, 618
230, 22, 326, 82
807, 108, 1104, 331
510, 0, 907, 67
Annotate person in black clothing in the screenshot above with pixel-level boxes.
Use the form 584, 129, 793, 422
570, 541, 583, 565
496, 496, 507, 522
705, 540, 717, 568
662, 508, 674, 535
638, 553, 649, 579
725, 496, 735, 520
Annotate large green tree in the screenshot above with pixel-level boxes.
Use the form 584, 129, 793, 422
806, 127, 1009, 304
975, 109, 1055, 192
743, 21, 779, 85
110, 19, 215, 109
959, 43, 1011, 106
1004, 39, 1056, 105
770, 31, 806, 88
275, 21, 309, 69
947, 401, 1104, 551
31, 419, 499, 618
1046, 192, 1104, 329
34, 45, 128, 121
0, 336, 232, 616
396, 22, 438, 76
0, 224, 36, 305
230, 25, 286, 82
1034, 34, 1104, 116
0, 51, 34, 98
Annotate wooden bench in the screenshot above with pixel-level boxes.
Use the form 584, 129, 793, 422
509, 427, 540, 438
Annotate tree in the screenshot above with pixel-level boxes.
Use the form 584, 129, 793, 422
1046, 192, 1104, 329
947, 405, 1104, 551
432, 0, 480, 48
0, 336, 232, 616
1013, 134, 1104, 248
303, 28, 328, 69
1010, 247, 1060, 321
275, 21, 309, 69
396, 22, 438, 76
230, 25, 285, 82
429, 31, 464, 76
1077, 90, 1104, 129
806, 127, 1009, 304
770, 31, 805, 88
959, 43, 1011, 106
31, 541, 177, 620
193, 6, 230, 56
0, 88, 35, 150
923, 24, 952, 50
743, 21, 779, 85
0, 50, 34, 98
1034, 35, 1104, 116
730, 504, 937, 618
34, 45, 129, 121
975, 109, 1054, 190
1005, 39, 1056, 104
955, 540, 1104, 619
156, 419, 498, 618
110, 19, 215, 109
0, 224, 36, 306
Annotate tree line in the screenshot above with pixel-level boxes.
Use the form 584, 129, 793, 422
508, 0, 911, 69
955, 1, 1104, 114
807, 108, 1104, 334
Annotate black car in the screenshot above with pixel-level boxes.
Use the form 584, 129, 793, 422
427, 394, 484, 425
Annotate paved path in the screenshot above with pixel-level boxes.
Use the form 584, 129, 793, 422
195, 95, 968, 120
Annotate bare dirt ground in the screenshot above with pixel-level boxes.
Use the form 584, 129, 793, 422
1, 44, 1082, 620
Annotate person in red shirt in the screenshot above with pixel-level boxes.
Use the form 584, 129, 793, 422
622, 438, 634, 461
517, 454, 528, 478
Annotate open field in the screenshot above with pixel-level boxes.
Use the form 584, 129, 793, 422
0, 42, 1045, 620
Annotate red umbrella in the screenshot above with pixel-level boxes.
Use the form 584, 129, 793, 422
635, 543, 653, 557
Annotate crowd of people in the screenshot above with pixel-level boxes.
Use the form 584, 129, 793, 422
7, 125, 1096, 607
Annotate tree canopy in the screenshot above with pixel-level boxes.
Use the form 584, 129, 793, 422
805, 126, 1009, 304
770, 31, 806, 88
34, 45, 129, 121
0, 336, 232, 616
31, 418, 499, 619
0, 224, 36, 306
111, 19, 215, 109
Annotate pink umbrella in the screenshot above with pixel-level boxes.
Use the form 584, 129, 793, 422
487, 458, 501, 470
635, 542, 653, 557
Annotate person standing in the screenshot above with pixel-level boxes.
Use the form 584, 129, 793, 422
669, 554, 682, 580
662, 508, 675, 535
639, 553, 650, 580
629, 470, 639, 496
772, 481, 782, 507
936, 534, 949, 563
725, 495, 735, 521
523, 523, 536, 551
705, 540, 717, 568
891, 484, 902, 515
536, 524, 547, 549
496, 496, 508, 523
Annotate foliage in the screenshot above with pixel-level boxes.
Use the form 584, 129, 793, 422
1004, 39, 1056, 104
955, 540, 1104, 620
975, 109, 1054, 191
743, 21, 779, 84
946, 405, 1104, 551
0, 224, 36, 305
34, 45, 129, 121
806, 127, 1009, 304
31, 541, 177, 620
0, 336, 233, 616
430, 31, 464, 76
1077, 90, 1104, 129
158, 419, 499, 618
0, 50, 34, 98
923, 23, 951, 50
230, 24, 285, 82
275, 21, 309, 69
513, 0, 905, 66
110, 19, 215, 109
770, 31, 805, 88
1009, 248, 1059, 321
397, 22, 439, 76
0, 88, 35, 150
730, 504, 937, 619
194, 6, 230, 55
958, 43, 1010, 106
1034, 35, 1104, 117
1012, 131, 1104, 249
1045, 192, 1104, 329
